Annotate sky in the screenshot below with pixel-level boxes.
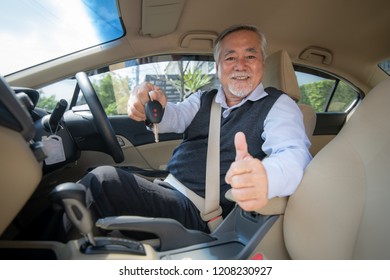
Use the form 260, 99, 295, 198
0, 0, 122, 76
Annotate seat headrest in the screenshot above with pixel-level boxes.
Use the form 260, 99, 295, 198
262, 50, 301, 102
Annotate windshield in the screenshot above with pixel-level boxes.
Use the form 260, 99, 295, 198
0, 0, 124, 76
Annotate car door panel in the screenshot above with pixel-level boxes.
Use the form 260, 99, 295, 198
310, 112, 347, 156
314, 113, 347, 135
110, 116, 182, 170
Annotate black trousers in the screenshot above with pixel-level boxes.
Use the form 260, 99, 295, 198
79, 166, 208, 232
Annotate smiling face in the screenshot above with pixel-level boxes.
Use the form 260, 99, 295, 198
216, 30, 265, 106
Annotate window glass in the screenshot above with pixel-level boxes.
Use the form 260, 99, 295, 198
38, 57, 361, 116
295, 67, 360, 113
328, 80, 358, 112
38, 79, 77, 111
296, 72, 335, 112
39, 55, 218, 115
378, 59, 390, 75
0, 0, 124, 75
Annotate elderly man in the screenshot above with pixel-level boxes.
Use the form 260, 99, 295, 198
80, 24, 311, 233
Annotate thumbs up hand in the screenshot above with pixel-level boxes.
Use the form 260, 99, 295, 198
225, 132, 269, 211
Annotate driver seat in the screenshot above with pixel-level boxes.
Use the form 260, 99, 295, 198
0, 78, 42, 237
284, 77, 390, 259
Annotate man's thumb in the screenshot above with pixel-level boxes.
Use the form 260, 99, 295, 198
234, 132, 250, 161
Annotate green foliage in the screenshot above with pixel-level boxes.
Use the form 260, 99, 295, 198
168, 62, 212, 101
92, 74, 117, 115
182, 68, 212, 97
36, 94, 57, 111
299, 80, 357, 113
92, 73, 131, 115
299, 80, 334, 112
329, 81, 357, 112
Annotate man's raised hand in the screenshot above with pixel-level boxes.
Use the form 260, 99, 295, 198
225, 132, 269, 211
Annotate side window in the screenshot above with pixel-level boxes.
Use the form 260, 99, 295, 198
86, 55, 218, 115
378, 59, 390, 75
295, 66, 361, 113
329, 80, 360, 112
37, 55, 218, 115
38, 79, 77, 111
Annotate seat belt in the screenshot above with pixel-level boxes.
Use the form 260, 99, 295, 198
164, 95, 223, 232
202, 95, 223, 226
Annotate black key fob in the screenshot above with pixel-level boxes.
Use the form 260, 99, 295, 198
145, 100, 164, 123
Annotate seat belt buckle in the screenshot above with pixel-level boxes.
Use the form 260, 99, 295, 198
200, 206, 223, 232
207, 215, 223, 232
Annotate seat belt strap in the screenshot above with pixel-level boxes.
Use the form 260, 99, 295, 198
164, 174, 205, 211
164, 174, 222, 222
164, 95, 223, 232
203, 95, 222, 221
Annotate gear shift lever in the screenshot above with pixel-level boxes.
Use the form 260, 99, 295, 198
50, 182, 96, 246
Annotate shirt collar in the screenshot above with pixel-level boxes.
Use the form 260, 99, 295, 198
215, 83, 268, 109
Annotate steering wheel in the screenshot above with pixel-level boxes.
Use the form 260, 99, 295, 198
75, 72, 124, 163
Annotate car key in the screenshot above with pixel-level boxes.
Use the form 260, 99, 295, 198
145, 100, 164, 143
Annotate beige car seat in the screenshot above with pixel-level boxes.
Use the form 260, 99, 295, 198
284, 77, 390, 259
263, 49, 317, 140
0, 79, 42, 236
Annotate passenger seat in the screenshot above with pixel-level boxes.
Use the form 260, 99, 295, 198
262, 49, 317, 140
284, 78, 390, 259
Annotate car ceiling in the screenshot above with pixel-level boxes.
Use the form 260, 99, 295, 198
7, 0, 390, 94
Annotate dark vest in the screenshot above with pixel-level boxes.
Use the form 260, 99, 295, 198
167, 87, 284, 215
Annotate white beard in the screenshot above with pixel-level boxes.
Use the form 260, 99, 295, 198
228, 82, 253, 97
218, 68, 253, 97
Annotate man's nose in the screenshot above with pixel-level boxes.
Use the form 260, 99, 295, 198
234, 57, 247, 70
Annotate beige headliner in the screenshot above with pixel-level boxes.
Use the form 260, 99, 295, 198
6, 0, 390, 94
